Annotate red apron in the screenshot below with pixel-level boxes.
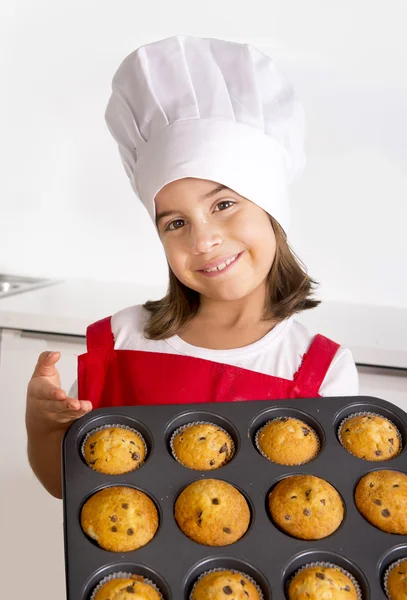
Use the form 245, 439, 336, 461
78, 316, 340, 408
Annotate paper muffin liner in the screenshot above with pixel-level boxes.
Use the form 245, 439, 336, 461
189, 567, 264, 600
337, 412, 403, 461
81, 423, 148, 468
90, 571, 163, 600
254, 417, 321, 466
170, 421, 235, 469
384, 557, 407, 599
287, 562, 362, 599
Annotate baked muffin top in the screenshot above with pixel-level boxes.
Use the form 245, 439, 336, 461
386, 559, 407, 600
174, 479, 250, 546
172, 423, 233, 470
94, 575, 161, 599
191, 570, 261, 599
81, 486, 159, 552
257, 417, 319, 465
83, 427, 146, 475
268, 474, 344, 540
288, 565, 358, 599
339, 414, 401, 461
355, 470, 407, 534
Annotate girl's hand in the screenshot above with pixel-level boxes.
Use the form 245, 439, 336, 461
26, 351, 92, 430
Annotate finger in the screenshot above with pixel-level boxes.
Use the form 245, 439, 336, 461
43, 397, 92, 415
32, 351, 61, 378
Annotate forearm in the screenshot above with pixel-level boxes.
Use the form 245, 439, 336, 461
26, 417, 69, 499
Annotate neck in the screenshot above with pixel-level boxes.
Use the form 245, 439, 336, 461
197, 282, 271, 329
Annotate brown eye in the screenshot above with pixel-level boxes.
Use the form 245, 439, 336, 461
215, 200, 235, 211
167, 219, 185, 231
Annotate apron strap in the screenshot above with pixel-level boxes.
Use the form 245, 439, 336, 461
292, 334, 340, 397
86, 316, 114, 352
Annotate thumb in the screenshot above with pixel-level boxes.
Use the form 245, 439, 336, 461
32, 351, 61, 378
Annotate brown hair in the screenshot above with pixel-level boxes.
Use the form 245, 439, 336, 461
143, 215, 320, 339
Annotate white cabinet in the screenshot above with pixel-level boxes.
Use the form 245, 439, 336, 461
0, 328, 86, 600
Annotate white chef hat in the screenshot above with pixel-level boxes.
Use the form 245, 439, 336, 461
104, 35, 306, 233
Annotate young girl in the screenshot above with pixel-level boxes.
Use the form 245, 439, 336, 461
25, 35, 358, 498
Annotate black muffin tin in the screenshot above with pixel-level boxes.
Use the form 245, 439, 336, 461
62, 395, 407, 599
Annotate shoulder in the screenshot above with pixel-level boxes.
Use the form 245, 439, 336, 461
290, 319, 359, 396
110, 304, 151, 349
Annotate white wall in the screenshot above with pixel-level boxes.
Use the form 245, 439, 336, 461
1, 0, 407, 308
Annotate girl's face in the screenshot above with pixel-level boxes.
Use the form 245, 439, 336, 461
155, 178, 276, 302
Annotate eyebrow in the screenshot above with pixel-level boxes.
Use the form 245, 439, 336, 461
155, 184, 229, 226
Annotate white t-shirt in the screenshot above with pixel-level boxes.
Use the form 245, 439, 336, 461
69, 304, 359, 399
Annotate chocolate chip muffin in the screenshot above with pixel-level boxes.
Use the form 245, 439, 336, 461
81, 486, 159, 552
355, 470, 407, 534
268, 475, 344, 540
339, 414, 401, 461
288, 565, 358, 599
256, 417, 319, 465
174, 479, 250, 546
386, 559, 407, 599
94, 574, 161, 599
191, 570, 261, 599
172, 423, 234, 470
83, 427, 146, 475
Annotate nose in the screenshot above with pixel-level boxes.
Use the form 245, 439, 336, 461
189, 223, 223, 255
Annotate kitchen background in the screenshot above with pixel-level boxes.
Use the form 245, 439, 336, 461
1, 1, 406, 598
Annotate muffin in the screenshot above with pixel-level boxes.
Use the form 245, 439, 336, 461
288, 565, 358, 599
268, 475, 344, 540
339, 414, 401, 461
191, 570, 262, 599
386, 559, 407, 599
94, 574, 161, 599
83, 426, 146, 474
354, 470, 407, 534
172, 423, 234, 470
81, 486, 159, 552
256, 417, 319, 465
174, 479, 250, 546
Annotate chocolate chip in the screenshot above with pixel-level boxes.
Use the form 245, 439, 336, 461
199, 437, 206, 440
90, 442, 96, 449
122, 439, 125, 442
89, 459, 97, 465
127, 528, 134, 535
130, 440, 135, 445
240, 580, 245, 586
320, 499, 326, 505
284, 515, 291, 520
223, 586, 233, 594
291, 495, 297, 499
219, 443, 228, 454
393, 484, 400, 488
388, 438, 394, 445
303, 508, 311, 516
382, 509, 391, 517
209, 459, 215, 466
305, 489, 311, 498
122, 503, 129, 509
212, 498, 219, 505
369, 482, 375, 487
111, 526, 118, 532
109, 515, 118, 522
280, 417, 288, 422
302, 427, 310, 436
223, 527, 232, 534
316, 572, 326, 580
342, 585, 351, 591
375, 450, 383, 456
126, 585, 135, 593
373, 499, 382, 505
131, 452, 140, 460
345, 428, 350, 433
197, 510, 203, 526
90, 450, 95, 455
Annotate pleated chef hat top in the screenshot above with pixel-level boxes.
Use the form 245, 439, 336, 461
105, 35, 306, 233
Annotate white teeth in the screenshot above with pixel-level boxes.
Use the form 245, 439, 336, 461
203, 254, 238, 273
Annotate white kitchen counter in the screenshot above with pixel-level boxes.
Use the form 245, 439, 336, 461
0, 278, 406, 369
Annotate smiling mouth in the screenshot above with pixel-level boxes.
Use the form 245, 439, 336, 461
198, 251, 244, 276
